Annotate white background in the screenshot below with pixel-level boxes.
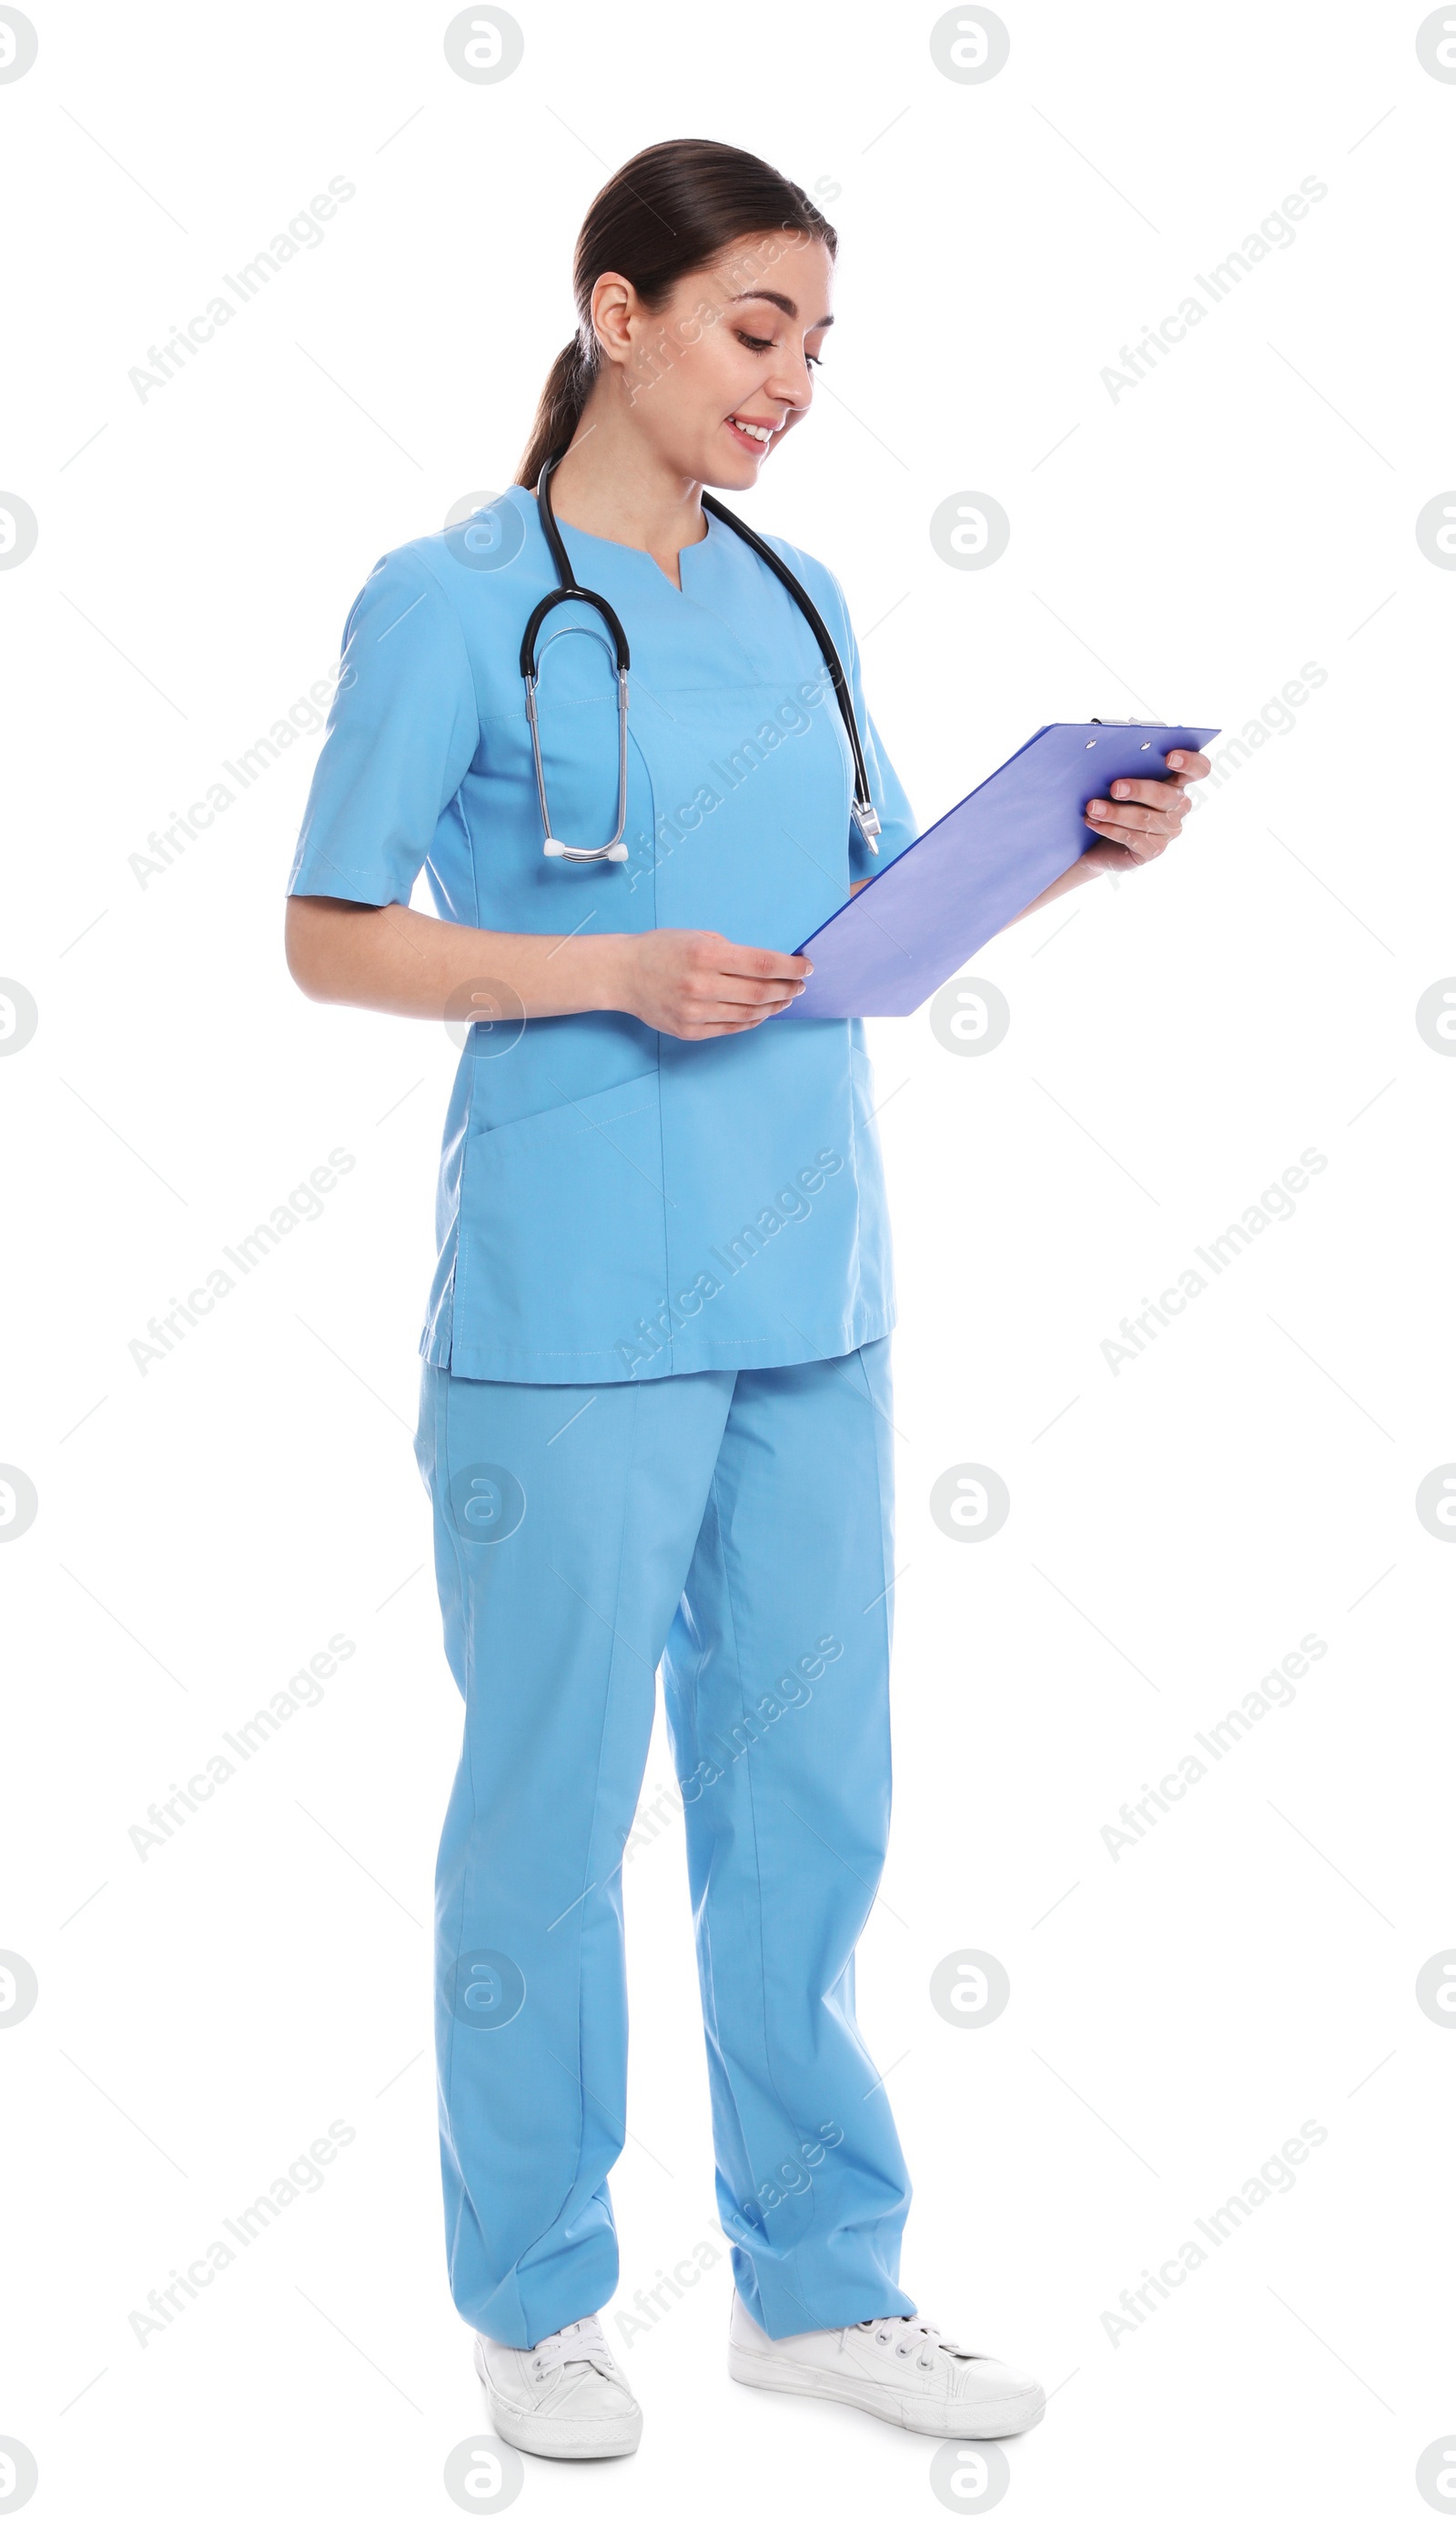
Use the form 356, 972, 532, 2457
3, 3, 1455, 2517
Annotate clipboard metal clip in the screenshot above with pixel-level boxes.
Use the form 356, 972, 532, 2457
1089, 717, 1168, 725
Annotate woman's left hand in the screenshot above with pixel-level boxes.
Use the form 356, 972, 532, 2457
1080, 747, 1210, 872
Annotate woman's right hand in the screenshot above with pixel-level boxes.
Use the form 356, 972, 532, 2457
283, 898, 811, 1038
604, 930, 812, 1040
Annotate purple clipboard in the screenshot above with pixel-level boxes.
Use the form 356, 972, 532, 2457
776, 722, 1219, 1019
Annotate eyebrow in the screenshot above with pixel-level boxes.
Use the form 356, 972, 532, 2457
728, 289, 834, 329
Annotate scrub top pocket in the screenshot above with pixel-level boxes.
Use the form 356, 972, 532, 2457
451, 1068, 668, 1381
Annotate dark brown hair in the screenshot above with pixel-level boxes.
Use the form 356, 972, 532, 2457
515, 137, 837, 488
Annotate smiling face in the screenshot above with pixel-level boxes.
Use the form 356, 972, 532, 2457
586, 228, 835, 491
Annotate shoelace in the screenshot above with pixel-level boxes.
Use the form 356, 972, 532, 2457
528, 2314, 619, 2384
854, 2314, 967, 2373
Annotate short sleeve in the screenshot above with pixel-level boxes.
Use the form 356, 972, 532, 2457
286, 547, 480, 906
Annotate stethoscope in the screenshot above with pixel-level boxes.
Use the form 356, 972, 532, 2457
520, 452, 883, 865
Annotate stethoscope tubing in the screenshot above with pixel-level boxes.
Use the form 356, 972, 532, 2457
697, 489, 879, 849
521, 453, 881, 866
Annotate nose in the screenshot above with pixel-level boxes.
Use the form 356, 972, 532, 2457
767, 345, 816, 414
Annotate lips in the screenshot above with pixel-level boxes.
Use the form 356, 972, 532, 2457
726, 414, 777, 453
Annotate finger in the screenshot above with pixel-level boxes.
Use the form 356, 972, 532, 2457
1100, 777, 1185, 811
705, 999, 799, 1023
705, 976, 808, 1008
1164, 748, 1211, 787
679, 1015, 774, 1038
1086, 796, 1186, 838
1083, 813, 1166, 859
713, 939, 814, 981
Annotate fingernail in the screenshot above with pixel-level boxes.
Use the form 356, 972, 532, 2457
1113, 783, 1128, 798
1168, 753, 1184, 767
1088, 800, 1107, 815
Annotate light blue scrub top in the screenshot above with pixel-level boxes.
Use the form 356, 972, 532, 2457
286, 485, 918, 1385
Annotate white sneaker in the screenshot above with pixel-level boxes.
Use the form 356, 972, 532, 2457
728, 2293, 1045, 2438
473, 2314, 642, 2459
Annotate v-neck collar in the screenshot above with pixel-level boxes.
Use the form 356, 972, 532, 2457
521, 485, 713, 594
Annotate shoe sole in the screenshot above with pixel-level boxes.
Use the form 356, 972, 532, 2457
728, 2343, 1045, 2439
473, 2335, 642, 2459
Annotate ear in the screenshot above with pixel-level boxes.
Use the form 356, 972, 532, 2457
589, 270, 636, 368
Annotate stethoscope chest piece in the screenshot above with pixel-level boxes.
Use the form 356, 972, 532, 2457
521, 457, 632, 864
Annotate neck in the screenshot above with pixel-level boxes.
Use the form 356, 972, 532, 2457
544, 387, 708, 572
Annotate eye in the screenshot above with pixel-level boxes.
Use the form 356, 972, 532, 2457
806, 354, 824, 370
736, 330, 774, 352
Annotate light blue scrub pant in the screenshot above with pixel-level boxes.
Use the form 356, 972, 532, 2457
414, 1340, 916, 2348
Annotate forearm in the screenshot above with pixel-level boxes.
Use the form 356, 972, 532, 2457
284, 896, 626, 1020
1006, 855, 1101, 927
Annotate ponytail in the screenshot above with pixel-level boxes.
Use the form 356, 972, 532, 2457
513, 138, 836, 490
518, 335, 596, 491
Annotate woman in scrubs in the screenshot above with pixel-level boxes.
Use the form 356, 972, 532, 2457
284, 137, 1207, 2461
